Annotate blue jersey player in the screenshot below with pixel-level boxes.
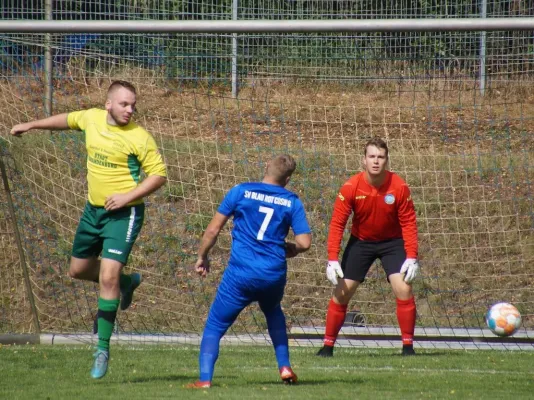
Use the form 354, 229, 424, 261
188, 154, 312, 388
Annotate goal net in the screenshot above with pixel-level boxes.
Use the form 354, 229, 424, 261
0, 1, 532, 349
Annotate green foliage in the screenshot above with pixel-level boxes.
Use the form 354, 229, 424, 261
163, 183, 185, 201
185, 213, 211, 233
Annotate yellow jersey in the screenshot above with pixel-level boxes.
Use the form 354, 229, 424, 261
67, 108, 167, 207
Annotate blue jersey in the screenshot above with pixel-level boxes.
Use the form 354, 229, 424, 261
217, 182, 311, 280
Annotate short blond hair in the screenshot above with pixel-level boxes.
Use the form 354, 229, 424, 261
107, 80, 136, 97
266, 154, 297, 184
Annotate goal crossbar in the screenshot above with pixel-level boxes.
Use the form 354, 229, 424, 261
1, 18, 534, 33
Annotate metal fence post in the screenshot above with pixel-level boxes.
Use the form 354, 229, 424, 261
231, 0, 238, 98
45, 0, 53, 117
479, 0, 487, 96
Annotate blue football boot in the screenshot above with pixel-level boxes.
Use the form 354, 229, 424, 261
90, 349, 109, 379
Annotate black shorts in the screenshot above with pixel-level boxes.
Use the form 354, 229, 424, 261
340, 236, 406, 282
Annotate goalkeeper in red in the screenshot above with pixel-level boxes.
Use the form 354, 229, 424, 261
317, 137, 420, 357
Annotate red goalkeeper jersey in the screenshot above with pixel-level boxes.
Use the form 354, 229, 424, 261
327, 171, 418, 260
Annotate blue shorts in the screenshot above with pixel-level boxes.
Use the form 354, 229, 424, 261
205, 268, 286, 333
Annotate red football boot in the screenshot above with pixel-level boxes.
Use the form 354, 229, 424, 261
186, 380, 211, 389
279, 366, 298, 384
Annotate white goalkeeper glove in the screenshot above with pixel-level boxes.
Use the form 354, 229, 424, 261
400, 258, 420, 283
326, 261, 344, 285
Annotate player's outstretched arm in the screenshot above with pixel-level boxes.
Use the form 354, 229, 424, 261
194, 212, 229, 277
10, 113, 70, 137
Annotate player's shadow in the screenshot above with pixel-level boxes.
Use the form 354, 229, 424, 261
393, 351, 460, 358
124, 374, 192, 384
253, 376, 364, 386
335, 350, 455, 358
406, 351, 452, 357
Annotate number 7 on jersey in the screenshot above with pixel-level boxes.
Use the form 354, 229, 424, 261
257, 206, 274, 240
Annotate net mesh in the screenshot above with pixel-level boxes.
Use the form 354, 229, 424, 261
0, 1, 532, 347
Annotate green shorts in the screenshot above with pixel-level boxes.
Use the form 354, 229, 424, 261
72, 202, 145, 265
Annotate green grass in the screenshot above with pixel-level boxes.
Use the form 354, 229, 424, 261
1, 345, 533, 399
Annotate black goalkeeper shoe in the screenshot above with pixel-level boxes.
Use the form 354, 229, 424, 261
316, 345, 334, 357
401, 345, 416, 356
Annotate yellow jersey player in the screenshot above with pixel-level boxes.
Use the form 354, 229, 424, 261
10, 80, 167, 379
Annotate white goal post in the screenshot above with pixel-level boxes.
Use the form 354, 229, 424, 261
1, 18, 534, 33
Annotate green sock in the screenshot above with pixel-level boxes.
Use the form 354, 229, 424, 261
119, 274, 132, 291
97, 297, 119, 351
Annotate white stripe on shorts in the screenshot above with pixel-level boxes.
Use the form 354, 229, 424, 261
126, 206, 136, 243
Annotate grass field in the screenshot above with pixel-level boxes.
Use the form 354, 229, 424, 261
1, 344, 534, 399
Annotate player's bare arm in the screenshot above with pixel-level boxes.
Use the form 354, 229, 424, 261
285, 233, 312, 258
194, 212, 229, 277
104, 175, 167, 211
10, 113, 70, 136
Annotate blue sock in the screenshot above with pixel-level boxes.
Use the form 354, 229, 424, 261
199, 330, 222, 382
264, 304, 290, 368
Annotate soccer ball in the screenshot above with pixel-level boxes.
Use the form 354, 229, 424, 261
485, 302, 522, 337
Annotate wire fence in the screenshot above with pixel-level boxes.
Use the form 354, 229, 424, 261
1, 1, 534, 86
3, 1, 533, 20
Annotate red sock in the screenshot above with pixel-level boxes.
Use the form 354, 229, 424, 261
396, 297, 416, 346
324, 298, 348, 346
